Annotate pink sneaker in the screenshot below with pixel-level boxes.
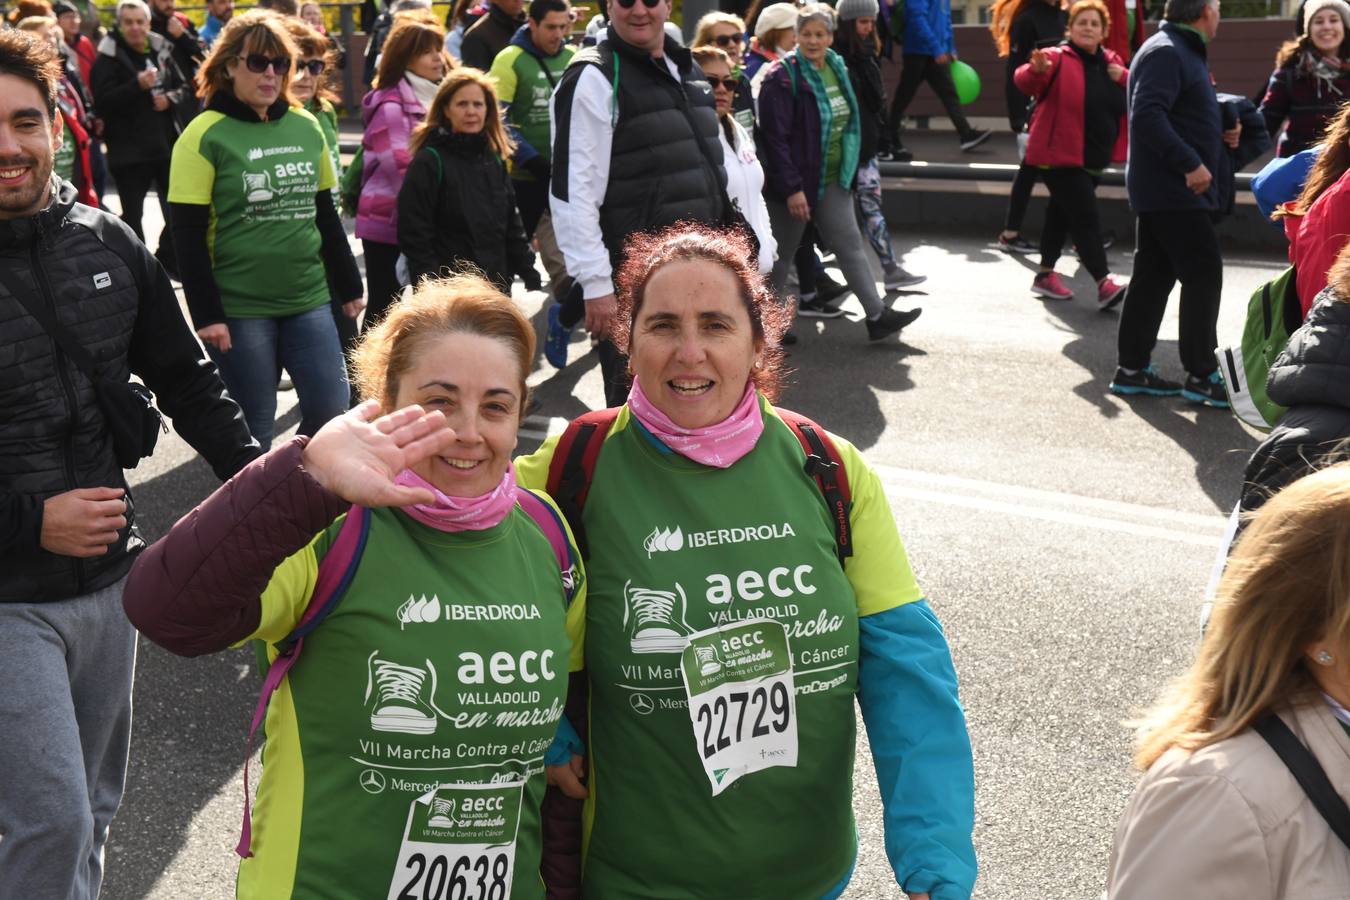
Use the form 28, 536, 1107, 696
1032, 271, 1073, 301
1097, 275, 1128, 310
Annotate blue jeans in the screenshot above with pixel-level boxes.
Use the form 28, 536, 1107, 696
207, 305, 349, 450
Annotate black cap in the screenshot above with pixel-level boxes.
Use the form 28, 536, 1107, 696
53, 1, 79, 15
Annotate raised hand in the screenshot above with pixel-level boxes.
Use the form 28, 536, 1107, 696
301, 401, 458, 507
1029, 48, 1051, 74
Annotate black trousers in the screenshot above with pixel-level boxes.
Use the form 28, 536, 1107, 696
513, 175, 549, 239
1040, 168, 1107, 281
888, 54, 975, 146
361, 239, 403, 331
1004, 161, 1040, 233
109, 159, 170, 249
1117, 209, 1223, 377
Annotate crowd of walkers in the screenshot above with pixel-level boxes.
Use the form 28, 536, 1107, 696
10, 0, 1350, 896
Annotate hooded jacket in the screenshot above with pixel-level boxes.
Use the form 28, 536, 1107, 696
460, 2, 527, 70
89, 29, 185, 166
490, 24, 575, 170
1241, 288, 1350, 513
0, 180, 257, 604
356, 77, 426, 245
396, 128, 534, 292
1015, 42, 1127, 169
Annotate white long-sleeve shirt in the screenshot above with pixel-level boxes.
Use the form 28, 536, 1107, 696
548, 53, 680, 300
718, 118, 776, 275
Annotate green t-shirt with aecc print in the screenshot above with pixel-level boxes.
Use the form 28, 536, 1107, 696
819, 61, 850, 184
168, 105, 336, 319
54, 120, 76, 184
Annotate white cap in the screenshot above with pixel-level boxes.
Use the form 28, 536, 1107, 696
754, 2, 798, 38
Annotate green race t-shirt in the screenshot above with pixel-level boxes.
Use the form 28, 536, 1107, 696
517, 401, 923, 900
488, 43, 574, 177
235, 500, 586, 900
309, 97, 343, 185
168, 105, 337, 319
54, 120, 76, 184
820, 63, 850, 185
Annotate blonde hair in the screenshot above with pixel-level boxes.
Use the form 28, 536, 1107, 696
692, 11, 745, 49
1133, 461, 1350, 769
408, 66, 514, 159
196, 10, 298, 106
351, 274, 535, 417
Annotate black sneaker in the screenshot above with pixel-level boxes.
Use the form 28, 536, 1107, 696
879, 146, 913, 163
959, 129, 993, 152
866, 307, 922, 341
996, 233, 1038, 254
1181, 370, 1231, 408
1108, 366, 1182, 397
798, 295, 846, 318
815, 274, 849, 304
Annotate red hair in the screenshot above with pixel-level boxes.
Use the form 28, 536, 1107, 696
614, 224, 790, 402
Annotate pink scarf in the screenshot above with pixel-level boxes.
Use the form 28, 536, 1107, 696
627, 377, 764, 468
393, 463, 519, 532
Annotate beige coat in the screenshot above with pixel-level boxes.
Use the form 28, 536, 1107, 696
1107, 700, 1350, 899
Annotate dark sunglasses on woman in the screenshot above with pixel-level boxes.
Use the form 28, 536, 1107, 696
703, 75, 739, 91
299, 58, 325, 75
614, 0, 660, 9
238, 53, 292, 74
713, 34, 743, 48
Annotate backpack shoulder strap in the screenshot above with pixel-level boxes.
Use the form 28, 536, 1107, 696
236, 504, 371, 860
516, 488, 581, 604
776, 409, 853, 566
426, 145, 444, 186
1254, 713, 1350, 850
544, 407, 622, 560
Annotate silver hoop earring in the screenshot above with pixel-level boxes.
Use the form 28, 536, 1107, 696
1317, 650, 1335, 666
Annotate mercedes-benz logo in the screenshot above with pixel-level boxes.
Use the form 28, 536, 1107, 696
359, 769, 387, 794
629, 693, 655, 715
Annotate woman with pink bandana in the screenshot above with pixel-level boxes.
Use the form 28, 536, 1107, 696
516, 224, 977, 900
122, 275, 586, 899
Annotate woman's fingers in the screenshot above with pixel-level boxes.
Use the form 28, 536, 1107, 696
399, 427, 459, 468
380, 485, 437, 507
373, 403, 423, 433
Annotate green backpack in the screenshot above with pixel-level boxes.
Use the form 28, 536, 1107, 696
1215, 265, 1301, 431
339, 144, 364, 218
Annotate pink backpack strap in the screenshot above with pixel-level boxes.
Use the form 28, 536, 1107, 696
236, 505, 370, 858
515, 489, 580, 604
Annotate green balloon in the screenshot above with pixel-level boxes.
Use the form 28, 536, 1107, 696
950, 60, 981, 105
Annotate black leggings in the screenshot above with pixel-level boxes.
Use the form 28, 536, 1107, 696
109, 159, 170, 250
361, 239, 402, 330
1004, 162, 1041, 234
1039, 167, 1107, 281
889, 54, 975, 145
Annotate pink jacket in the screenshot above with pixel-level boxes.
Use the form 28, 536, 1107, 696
1015, 44, 1128, 168
356, 79, 426, 245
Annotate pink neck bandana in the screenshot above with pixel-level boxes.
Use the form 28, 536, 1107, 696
627, 377, 764, 468
393, 463, 519, 532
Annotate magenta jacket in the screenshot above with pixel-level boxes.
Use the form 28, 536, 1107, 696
1015, 43, 1128, 168
356, 79, 426, 245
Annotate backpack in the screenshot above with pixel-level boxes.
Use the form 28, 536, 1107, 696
234, 491, 579, 859
1215, 265, 1301, 431
339, 144, 364, 218
544, 406, 854, 564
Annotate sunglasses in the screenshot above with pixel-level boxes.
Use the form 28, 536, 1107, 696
712, 33, 744, 47
237, 53, 291, 74
298, 58, 325, 75
704, 75, 739, 91
614, 0, 660, 9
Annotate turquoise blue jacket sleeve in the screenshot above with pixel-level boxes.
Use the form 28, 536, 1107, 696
857, 600, 977, 900
544, 713, 584, 766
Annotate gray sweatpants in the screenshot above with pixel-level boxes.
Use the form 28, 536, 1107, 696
768, 183, 885, 320
0, 576, 136, 900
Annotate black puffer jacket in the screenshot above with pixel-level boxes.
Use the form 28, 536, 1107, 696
840, 43, 888, 164
396, 128, 533, 292
1241, 288, 1350, 514
89, 29, 186, 167
0, 180, 258, 604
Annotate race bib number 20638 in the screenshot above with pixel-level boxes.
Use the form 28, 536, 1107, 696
387, 781, 524, 900
679, 618, 798, 796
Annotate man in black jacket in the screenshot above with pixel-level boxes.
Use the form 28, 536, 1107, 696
0, 31, 258, 898
460, 0, 527, 69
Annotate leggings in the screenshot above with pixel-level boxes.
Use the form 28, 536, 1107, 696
769, 183, 883, 319
1039, 167, 1107, 281
361, 239, 402, 330
854, 158, 896, 269
1004, 162, 1041, 234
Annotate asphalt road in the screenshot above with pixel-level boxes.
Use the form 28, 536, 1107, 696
98, 212, 1283, 899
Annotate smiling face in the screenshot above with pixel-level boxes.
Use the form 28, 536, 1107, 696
629, 259, 761, 429
609, 0, 670, 54
446, 81, 486, 133
1068, 8, 1103, 53
1310, 7, 1345, 54
796, 18, 832, 64
392, 331, 522, 498
0, 73, 61, 220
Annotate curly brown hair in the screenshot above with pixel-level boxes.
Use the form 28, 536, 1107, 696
614, 224, 790, 402
283, 17, 339, 105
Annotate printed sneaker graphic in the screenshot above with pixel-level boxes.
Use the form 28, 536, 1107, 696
427, 797, 456, 828
397, 593, 441, 628
643, 526, 684, 557
365, 650, 441, 735
242, 170, 274, 202
693, 644, 722, 677
623, 580, 692, 654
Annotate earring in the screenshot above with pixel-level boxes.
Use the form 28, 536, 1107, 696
1317, 650, 1335, 666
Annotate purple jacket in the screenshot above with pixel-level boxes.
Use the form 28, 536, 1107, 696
356, 79, 426, 245
755, 56, 823, 206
